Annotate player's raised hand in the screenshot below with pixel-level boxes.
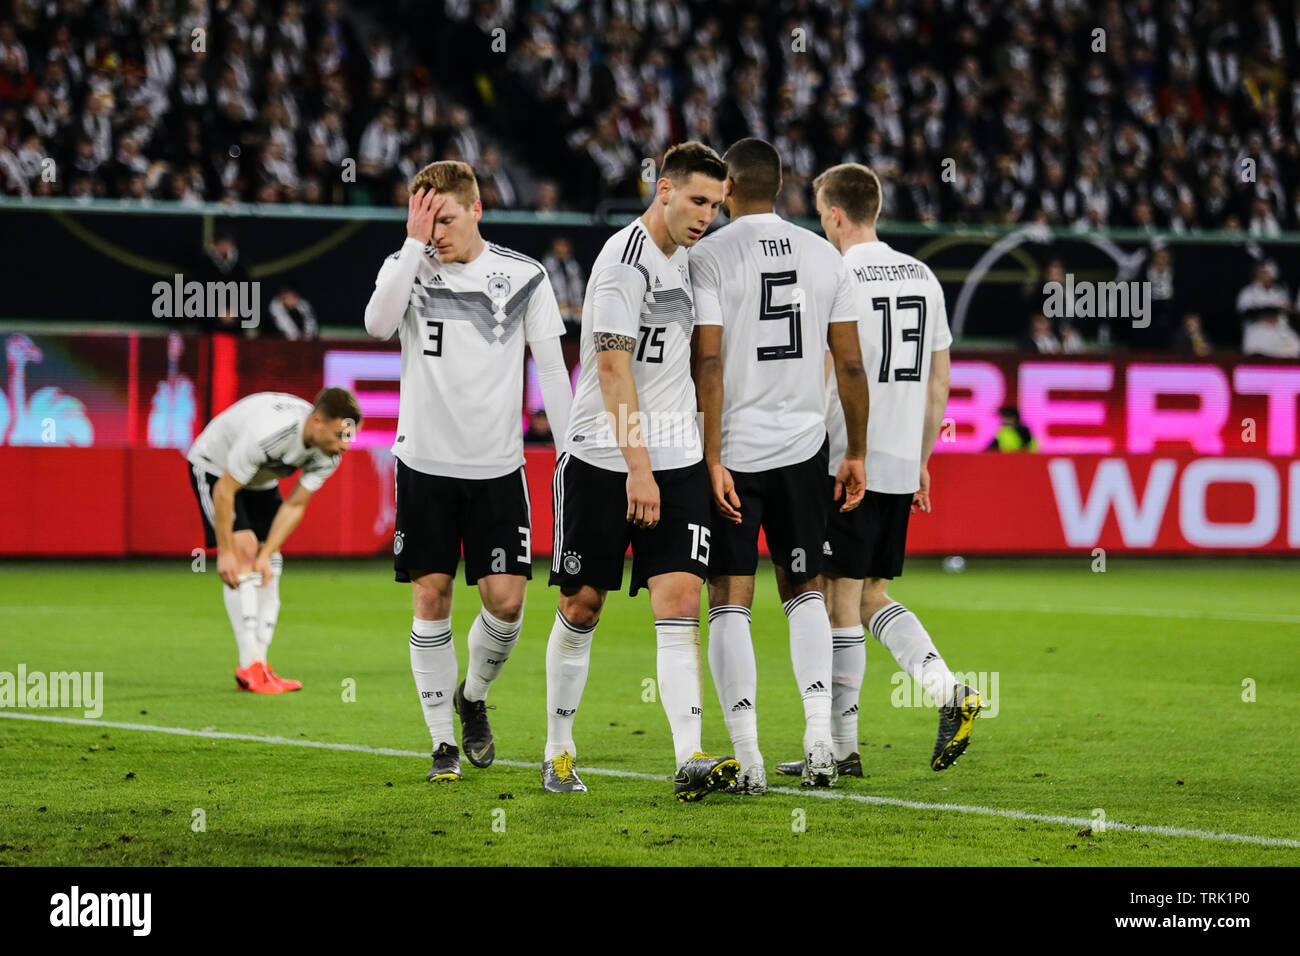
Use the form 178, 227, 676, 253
626, 468, 661, 529
406, 187, 441, 244
912, 463, 932, 514
834, 457, 866, 512
709, 462, 742, 524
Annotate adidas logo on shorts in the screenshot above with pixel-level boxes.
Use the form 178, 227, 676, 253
730, 698, 753, 712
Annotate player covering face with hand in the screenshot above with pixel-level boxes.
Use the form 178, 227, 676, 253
186, 387, 361, 693
365, 161, 574, 783
543, 142, 741, 801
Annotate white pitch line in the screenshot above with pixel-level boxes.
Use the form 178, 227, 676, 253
4, 712, 1298, 850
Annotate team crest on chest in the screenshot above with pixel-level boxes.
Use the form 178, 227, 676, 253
487, 272, 512, 301
678, 263, 691, 289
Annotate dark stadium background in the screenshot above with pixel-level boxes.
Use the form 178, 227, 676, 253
0, 0, 1297, 559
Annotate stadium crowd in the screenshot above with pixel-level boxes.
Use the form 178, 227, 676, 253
0, 0, 1298, 233
2, 0, 1300, 354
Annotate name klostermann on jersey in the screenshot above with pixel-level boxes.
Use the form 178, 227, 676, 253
852, 263, 928, 282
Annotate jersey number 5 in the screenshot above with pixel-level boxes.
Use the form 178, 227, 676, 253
757, 270, 803, 361
871, 295, 926, 382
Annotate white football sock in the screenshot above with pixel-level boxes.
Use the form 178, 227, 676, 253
784, 591, 833, 754
410, 617, 457, 750
831, 625, 866, 759
464, 607, 522, 703
706, 605, 761, 771
223, 574, 260, 670
869, 602, 958, 707
254, 552, 283, 664
545, 610, 594, 761
655, 618, 703, 768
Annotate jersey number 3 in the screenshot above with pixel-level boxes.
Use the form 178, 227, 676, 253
872, 295, 926, 382
757, 271, 803, 361
423, 318, 444, 357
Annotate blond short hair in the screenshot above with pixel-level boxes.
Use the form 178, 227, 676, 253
813, 163, 882, 226
409, 160, 480, 209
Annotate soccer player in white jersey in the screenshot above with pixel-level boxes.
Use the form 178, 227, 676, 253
775, 163, 982, 779
545, 142, 741, 801
186, 387, 361, 694
364, 161, 574, 783
690, 138, 870, 792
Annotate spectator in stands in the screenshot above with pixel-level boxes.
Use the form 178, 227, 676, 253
986, 406, 1038, 452
523, 410, 553, 445
1021, 314, 1062, 354
1171, 313, 1213, 356
1058, 319, 1086, 354
1237, 261, 1300, 356
1147, 243, 1178, 343
535, 179, 560, 215
476, 145, 517, 209
542, 236, 584, 331
266, 283, 319, 341
192, 229, 252, 334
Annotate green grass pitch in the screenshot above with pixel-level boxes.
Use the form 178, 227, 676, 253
1, 557, 1297, 866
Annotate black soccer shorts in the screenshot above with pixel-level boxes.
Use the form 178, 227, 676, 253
188, 462, 282, 548
824, 488, 914, 581
393, 459, 533, 585
707, 437, 831, 585
549, 453, 712, 596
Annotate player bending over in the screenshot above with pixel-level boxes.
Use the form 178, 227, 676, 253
365, 161, 573, 783
776, 163, 982, 779
186, 387, 361, 693
690, 138, 870, 793
544, 142, 739, 801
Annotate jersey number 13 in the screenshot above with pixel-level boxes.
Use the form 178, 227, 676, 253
871, 295, 927, 382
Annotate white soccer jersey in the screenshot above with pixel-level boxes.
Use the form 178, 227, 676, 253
565, 218, 703, 473
187, 392, 339, 491
825, 240, 953, 494
690, 212, 858, 472
366, 238, 566, 479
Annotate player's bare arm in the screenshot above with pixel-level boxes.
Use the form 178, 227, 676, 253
691, 324, 741, 524
915, 347, 951, 514
828, 321, 869, 512
595, 331, 660, 528
212, 471, 249, 588
253, 482, 314, 584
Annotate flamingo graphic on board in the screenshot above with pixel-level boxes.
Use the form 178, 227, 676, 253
147, 332, 197, 449
3, 334, 94, 446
